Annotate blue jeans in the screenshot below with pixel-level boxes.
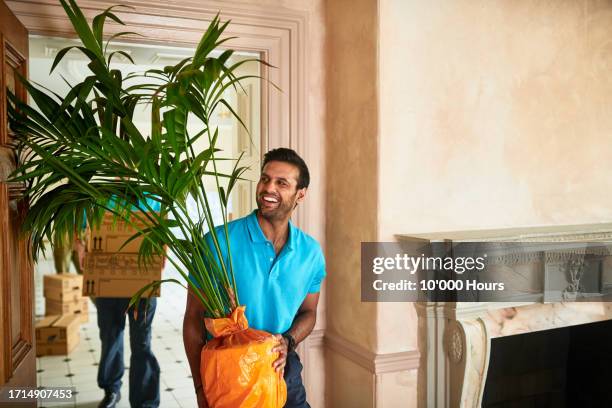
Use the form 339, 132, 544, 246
95, 297, 160, 408
283, 351, 310, 408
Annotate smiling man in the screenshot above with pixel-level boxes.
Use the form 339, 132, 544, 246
183, 148, 326, 408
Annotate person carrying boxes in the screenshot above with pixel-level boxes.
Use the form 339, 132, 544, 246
85, 197, 163, 408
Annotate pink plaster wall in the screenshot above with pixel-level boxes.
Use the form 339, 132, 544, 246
379, 0, 612, 240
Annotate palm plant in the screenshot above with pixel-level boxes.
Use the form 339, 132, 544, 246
8, 0, 264, 319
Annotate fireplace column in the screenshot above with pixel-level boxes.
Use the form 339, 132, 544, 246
418, 302, 492, 408
445, 318, 491, 407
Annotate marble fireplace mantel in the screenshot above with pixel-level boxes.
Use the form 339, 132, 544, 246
398, 222, 612, 408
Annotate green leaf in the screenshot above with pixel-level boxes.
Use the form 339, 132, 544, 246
9, 3, 268, 315
104, 31, 143, 54
93, 5, 131, 47
59, 0, 103, 60
107, 50, 134, 66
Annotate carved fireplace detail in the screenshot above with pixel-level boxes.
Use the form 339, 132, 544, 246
400, 223, 612, 408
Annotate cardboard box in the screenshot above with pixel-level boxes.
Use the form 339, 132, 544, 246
45, 298, 89, 323
43, 274, 83, 302
88, 213, 152, 253
83, 252, 163, 298
35, 315, 80, 356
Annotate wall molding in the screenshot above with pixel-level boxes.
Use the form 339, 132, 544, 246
306, 328, 325, 347
325, 332, 420, 374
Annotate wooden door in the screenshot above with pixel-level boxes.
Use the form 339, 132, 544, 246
0, 0, 35, 397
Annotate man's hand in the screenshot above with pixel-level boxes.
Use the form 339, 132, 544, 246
184, 288, 208, 408
271, 334, 288, 374
270, 293, 320, 377
73, 237, 86, 271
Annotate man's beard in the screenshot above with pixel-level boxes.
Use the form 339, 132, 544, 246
256, 192, 297, 221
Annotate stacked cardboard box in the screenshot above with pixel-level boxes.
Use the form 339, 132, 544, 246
35, 314, 80, 356
44, 273, 89, 323
37, 274, 88, 356
84, 212, 164, 298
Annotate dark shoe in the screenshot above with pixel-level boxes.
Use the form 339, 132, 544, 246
98, 390, 121, 408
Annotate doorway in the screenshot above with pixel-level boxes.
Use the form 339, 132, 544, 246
29, 35, 263, 407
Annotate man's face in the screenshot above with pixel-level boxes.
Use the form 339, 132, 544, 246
256, 161, 306, 221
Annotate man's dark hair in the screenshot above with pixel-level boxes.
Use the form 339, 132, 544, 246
262, 148, 310, 189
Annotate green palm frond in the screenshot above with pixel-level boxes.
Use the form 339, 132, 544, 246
7, 2, 264, 319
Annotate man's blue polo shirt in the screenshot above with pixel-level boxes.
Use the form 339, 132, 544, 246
191, 210, 326, 334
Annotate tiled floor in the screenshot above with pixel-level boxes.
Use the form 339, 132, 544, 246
35, 255, 197, 408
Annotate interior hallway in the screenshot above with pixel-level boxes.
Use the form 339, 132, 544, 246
35, 254, 195, 408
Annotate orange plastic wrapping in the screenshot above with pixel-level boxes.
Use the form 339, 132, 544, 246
201, 306, 287, 408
